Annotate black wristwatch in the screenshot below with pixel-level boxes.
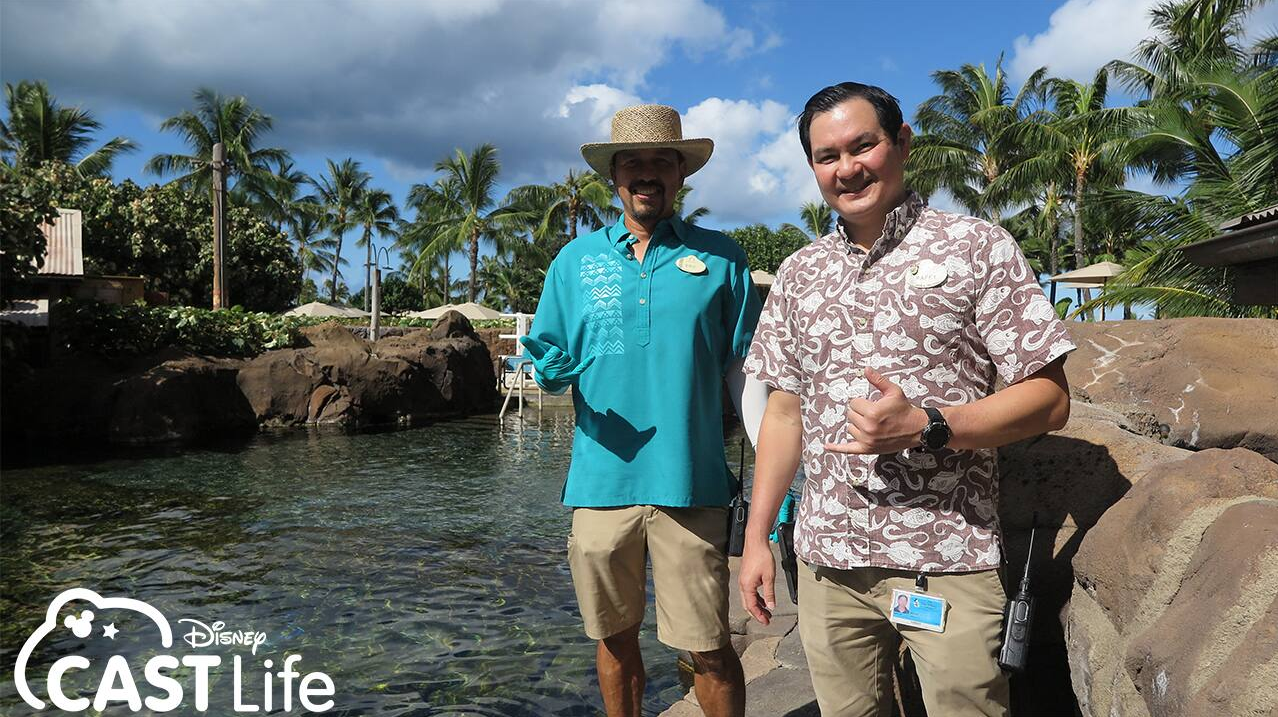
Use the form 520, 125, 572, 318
920, 407, 952, 450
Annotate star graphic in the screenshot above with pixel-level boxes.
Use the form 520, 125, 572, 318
103, 623, 118, 639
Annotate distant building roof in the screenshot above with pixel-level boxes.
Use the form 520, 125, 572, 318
38, 208, 84, 277
1182, 203, 1278, 305
1182, 203, 1278, 267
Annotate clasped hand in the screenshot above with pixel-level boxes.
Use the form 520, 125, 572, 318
518, 336, 596, 392
824, 368, 928, 455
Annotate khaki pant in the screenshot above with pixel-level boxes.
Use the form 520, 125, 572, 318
799, 564, 1010, 717
567, 505, 730, 652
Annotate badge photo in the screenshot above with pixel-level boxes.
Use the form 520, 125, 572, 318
888, 588, 947, 632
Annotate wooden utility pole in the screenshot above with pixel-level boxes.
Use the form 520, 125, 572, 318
211, 142, 228, 309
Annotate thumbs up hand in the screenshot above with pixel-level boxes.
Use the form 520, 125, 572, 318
824, 368, 929, 455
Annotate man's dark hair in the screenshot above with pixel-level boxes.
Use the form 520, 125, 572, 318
797, 82, 903, 159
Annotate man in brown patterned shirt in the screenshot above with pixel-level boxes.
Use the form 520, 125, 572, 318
738, 82, 1075, 716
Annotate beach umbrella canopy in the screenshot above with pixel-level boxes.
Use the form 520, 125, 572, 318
1048, 261, 1125, 284
751, 269, 776, 287
406, 302, 503, 321
285, 301, 369, 318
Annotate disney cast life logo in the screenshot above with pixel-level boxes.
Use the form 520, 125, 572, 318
14, 589, 335, 713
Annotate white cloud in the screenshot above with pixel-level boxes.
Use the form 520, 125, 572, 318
679, 98, 822, 226
1010, 0, 1160, 81
0, 0, 762, 184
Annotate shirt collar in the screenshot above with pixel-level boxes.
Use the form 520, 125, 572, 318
836, 190, 924, 263
607, 214, 687, 247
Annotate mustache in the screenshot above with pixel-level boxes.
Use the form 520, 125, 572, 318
629, 182, 664, 194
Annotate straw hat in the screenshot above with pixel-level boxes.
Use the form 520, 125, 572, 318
581, 105, 714, 177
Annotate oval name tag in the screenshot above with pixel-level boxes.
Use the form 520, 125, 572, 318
906, 259, 948, 288
676, 255, 707, 274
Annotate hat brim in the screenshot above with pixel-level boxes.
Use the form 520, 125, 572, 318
580, 138, 714, 177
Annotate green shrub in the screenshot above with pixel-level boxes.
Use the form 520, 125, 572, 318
53, 300, 326, 357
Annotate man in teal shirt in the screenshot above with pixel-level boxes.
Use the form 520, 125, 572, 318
524, 105, 762, 717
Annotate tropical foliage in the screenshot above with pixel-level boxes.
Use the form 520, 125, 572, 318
6, 0, 1273, 333
1, 80, 136, 177
54, 299, 317, 357
728, 224, 810, 275
19, 162, 300, 311
0, 163, 58, 304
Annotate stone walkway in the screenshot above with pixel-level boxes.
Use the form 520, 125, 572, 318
659, 544, 820, 717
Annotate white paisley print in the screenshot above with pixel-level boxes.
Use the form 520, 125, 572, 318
744, 193, 1076, 572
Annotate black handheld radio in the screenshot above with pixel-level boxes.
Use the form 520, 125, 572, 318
998, 526, 1036, 673
726, 440, 749, 557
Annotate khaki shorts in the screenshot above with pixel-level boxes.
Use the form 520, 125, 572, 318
799, 565, 1010, 717
567, 505, 730, 652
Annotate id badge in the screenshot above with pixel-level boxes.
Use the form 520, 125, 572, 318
888, 589, 947, 632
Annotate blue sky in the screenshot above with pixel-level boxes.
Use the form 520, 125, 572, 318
4, 0, 1276, 295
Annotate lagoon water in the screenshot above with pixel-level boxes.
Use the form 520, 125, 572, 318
1, 411, 734, 716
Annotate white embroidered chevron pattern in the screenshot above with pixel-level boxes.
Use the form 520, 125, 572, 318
580, 253, 625, 355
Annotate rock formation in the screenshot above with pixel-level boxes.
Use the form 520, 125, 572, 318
2, 311, 499, 447
1064, 319, 1278, 461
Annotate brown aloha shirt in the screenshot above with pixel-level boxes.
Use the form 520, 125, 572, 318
745, 192, 1075, 573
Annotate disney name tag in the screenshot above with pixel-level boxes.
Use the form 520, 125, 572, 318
906, 259, 948, 288
889, 589, 947, 632
676, 255, 707, 274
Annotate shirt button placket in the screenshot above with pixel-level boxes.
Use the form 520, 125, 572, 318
637, 245, 653, 347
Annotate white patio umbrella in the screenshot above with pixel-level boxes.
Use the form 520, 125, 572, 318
285, 301, 370, 318
406, 302, 504, 321
750, 269, 776, 287
1048, 261, 1125, 320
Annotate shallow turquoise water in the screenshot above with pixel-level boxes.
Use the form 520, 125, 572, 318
1, 411, 740, 716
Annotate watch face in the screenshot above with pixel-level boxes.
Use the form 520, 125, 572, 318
924, 423, 951, 450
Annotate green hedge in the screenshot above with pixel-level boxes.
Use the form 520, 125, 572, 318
51, 300, 515, 358
54, 300, 321, 357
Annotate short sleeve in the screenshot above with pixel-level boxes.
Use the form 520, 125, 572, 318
724, 253, 762, 363
744, 261, 803, 394
971, 227, 1076, 385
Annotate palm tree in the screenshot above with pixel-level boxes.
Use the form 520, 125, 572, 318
674, 185, 710, 225
799, 201, 833, 239
406, 144, 531, 302
255, 159, 311, 234
907, 59, 1047, 220
406, 251, 464, 307
292, 203, 341, 287
996, 69, 1131, 270
352, 188, 400, 310
1106, 0, 1266, 101
0, 80, 136, 176
145, 87, 290, 204
307, 158, 370, 303
506, 169, 618, 256
1083, 61, 1277, 317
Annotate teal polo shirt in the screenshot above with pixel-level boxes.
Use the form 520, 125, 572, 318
528, 215, 761, 508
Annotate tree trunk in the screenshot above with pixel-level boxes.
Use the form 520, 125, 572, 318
443, 253, 451, 303
364, 227, 372, 311
329, 235, 342, 303
469, 229, 480, 302
1073, 172, 1086, 268
1074, 171, 1093, 320
330, 210, 344, 304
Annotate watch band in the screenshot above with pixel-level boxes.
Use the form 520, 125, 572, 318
921, 406, 951, 449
